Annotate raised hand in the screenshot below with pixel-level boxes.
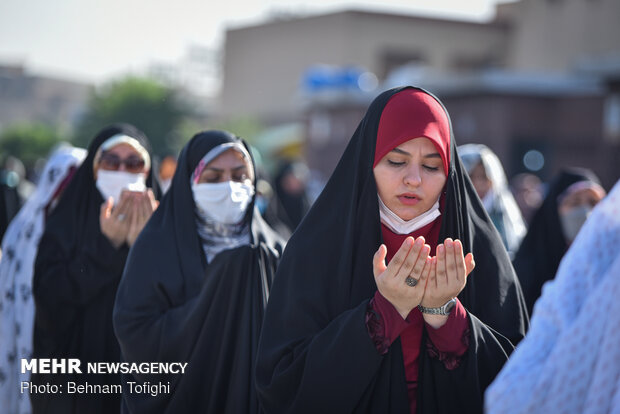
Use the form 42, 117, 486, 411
100, 192, 133, 249
126, 189, 158, 246
421, 238, 475, 310
373, 236, 432, 319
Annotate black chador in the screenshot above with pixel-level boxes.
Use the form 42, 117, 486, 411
255, 86, 529, 414
114, 131, 284, 413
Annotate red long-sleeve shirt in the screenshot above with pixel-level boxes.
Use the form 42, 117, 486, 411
367, 291, 469, 414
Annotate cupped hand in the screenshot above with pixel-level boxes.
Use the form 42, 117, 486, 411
373, 236, 432, 319
126, 189, 158, 246
420, 238, 475, 309
100, 193, 133, 249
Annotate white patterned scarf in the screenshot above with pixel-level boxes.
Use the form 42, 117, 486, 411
191, 143, 253, 263
0, 144, 86, 414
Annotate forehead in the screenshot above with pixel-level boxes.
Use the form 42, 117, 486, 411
394, 137, 438, 153
563, 187, 599, 202
104, 143, 142, 158
205, 148, 250, 168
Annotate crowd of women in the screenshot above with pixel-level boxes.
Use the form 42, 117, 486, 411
0, 85, 617, 414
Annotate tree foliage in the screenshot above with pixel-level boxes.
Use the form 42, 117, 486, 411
0, 123, 62, 171
74, 76, 187, 156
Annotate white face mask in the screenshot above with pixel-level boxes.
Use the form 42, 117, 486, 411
96, 170, 146, 204
378, 196, 441, 235
559, 204, 592, 243
192, 181, 255, 225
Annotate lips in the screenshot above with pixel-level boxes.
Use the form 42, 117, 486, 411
397, 193, 421, 206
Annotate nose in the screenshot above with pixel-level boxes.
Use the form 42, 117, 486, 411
404, 164, 422, 187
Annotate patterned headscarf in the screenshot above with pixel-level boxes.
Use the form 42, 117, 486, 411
0, 144, 86, 414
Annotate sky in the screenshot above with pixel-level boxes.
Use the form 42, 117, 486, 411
0, 0, 510, 94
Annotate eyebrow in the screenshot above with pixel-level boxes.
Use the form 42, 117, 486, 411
204, 165, 248, 173
389, 148, 441, 159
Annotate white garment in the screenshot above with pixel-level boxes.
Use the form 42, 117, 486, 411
0, 144, 86, 414
96, 170, 146, 205
458, 144, 526, 256
485, 178, 620, 414
378, 196, 441, 235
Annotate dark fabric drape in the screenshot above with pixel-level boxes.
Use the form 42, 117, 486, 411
113, 130, 285, 413
273, 161, 311, 231
31, 124, 157, 414
512, 168, 601, 316
256, 86, 528, 414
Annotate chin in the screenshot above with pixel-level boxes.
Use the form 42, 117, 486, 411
395, 209, 418, 221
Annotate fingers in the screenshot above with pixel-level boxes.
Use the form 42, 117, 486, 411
436, 243, 447, 287
429, 256, 437, 289
113, 193, 132, 219
409, 242, 430, 281
465, 253, 475, 277
453, 239, 466, 283
445, 238, 458, 283
129, 201, 139, 228
395, 237, 425, 280
146, 188, 157, 208
373, 244, 388, 277
419, 256, 432, 288
100, 197, 113, 220
387, 237, 414, 277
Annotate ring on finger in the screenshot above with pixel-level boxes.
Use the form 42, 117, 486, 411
405, 276, 419, 287
117, 213, 126, 222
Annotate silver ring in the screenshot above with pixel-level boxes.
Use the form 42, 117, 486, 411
117, 214, 126, 222
405, 276, 418, 287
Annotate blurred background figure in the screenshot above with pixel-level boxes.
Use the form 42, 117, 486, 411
485, 178, 620, 414
0, 143, 86, 414
255, 174, 293, 239
0, 165, 21, 242
459, 144, 526, 258
510, 173, 544, 225
512, 168, 606, 316
31, 124, 158, 414
0, 156, 35, 240
158, 154, 178, 195
273, 160, 311, 232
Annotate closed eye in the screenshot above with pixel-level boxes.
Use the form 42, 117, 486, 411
387, 160, 405, 166
423, 165, 439, 172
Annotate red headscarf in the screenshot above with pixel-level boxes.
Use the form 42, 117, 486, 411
374, 89, 451, 260
374, 89, 450, 174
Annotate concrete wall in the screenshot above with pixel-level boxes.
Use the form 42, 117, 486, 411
508, 0, 620, 71
220, 10, 510, 121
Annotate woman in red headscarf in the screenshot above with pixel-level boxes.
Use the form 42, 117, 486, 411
256, 86, 528, 414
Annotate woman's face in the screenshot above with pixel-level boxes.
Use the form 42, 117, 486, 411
374, 137, 446, 221
469, 161, 492, 200
94, 143, 147, 179
557, 186, 604, 215
197, 148, 253, 184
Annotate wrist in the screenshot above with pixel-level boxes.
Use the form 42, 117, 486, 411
419, 298, 457, 316
423, 313, 449, 329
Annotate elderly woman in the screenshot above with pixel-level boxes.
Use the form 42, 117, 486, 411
113, 130, 285, 413
31, 124, 158, 414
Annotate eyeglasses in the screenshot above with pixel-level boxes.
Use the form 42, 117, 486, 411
99, 152, 146, 173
